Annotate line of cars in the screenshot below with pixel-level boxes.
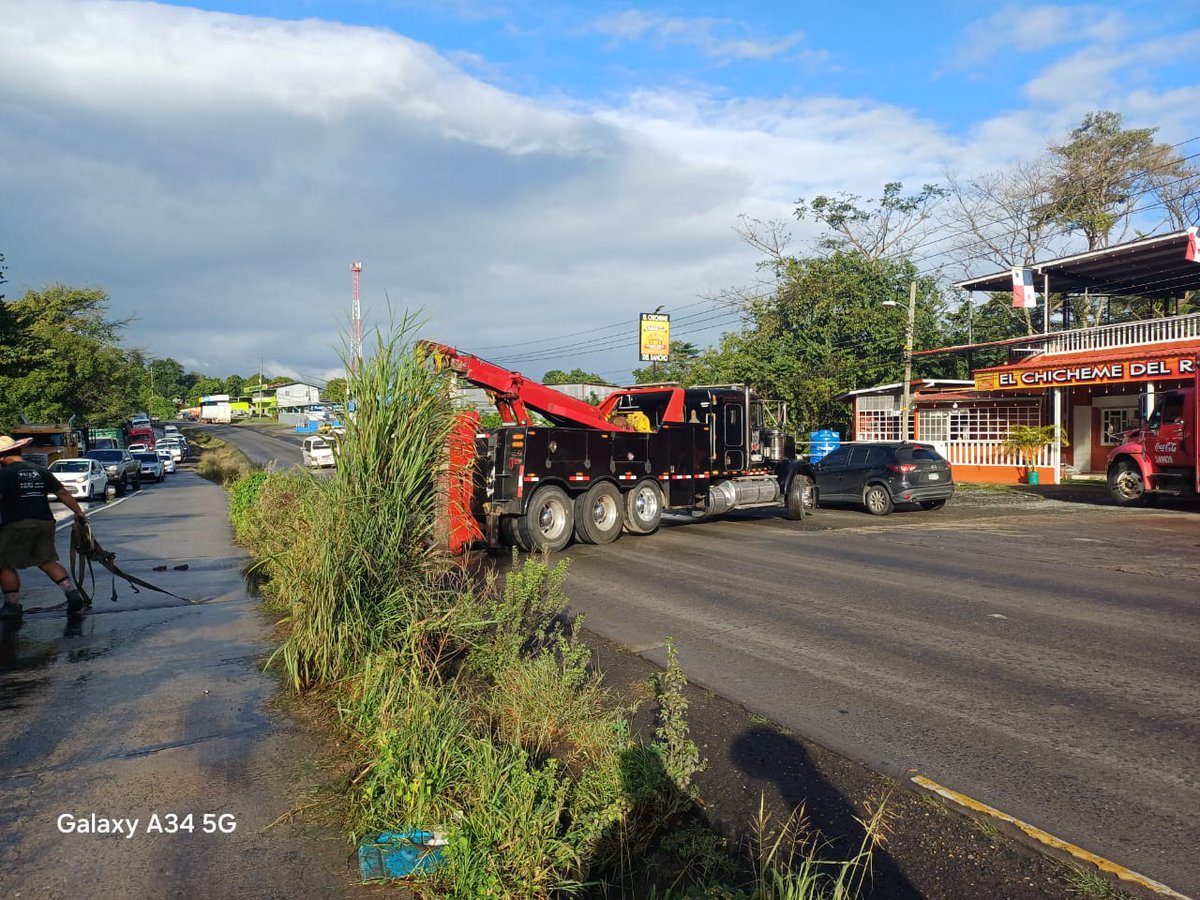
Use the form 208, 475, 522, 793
49, 427, 191, 502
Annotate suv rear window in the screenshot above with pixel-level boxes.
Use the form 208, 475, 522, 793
896, 446, 944, 462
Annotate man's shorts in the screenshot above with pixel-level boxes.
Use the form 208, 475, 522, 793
0, 519, 60, 569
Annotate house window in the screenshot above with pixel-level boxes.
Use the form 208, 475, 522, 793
1101, 408, 1136, 445
856, 396, 898, 440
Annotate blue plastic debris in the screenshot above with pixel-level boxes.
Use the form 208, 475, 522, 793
357, 830, 447, 882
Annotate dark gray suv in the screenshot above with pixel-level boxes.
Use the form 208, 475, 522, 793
86, 448, 142, 496
811, 442, 954, 516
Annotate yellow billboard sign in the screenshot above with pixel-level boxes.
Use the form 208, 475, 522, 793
639, 313, 670, 362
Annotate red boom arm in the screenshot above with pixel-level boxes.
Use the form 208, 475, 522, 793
420, 341, 631, 431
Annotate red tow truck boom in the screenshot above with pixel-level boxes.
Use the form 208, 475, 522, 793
420, 341, 630, 431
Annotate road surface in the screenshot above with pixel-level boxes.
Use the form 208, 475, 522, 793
554, 497, 1200, 897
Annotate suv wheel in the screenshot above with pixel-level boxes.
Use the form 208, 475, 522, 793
863, 484, 894, 516
116, 476, 127, 497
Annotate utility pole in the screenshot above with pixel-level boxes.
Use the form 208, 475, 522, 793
901, 280, 916, 441
350, 262, 363, 375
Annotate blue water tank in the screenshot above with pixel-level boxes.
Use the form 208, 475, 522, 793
809, 430, 841, 463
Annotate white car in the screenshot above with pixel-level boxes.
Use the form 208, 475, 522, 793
302, 435, 336, 468
127, 442, 149, 453
156, 439, 185, 462
49, 458, 109, 501
156, 449, 177, 473
134, 451, 166, 482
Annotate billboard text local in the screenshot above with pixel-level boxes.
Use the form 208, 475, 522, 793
978, 356, 1195, 390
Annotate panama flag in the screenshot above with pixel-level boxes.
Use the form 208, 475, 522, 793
1186, 227, 1198, 262
1011, 267, 1038, 308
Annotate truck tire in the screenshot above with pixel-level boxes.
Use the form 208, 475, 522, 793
622, 479, 663, 535
517, 485, 574, 552
574, 482, 623, 545
500, 516, 526, 550
785, 475, 812, 521
116, 476, 127, 497
1108, 461, 1151, 507
863, 483, 894, 516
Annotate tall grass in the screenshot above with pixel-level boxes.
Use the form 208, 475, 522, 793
265, 312, 462, 691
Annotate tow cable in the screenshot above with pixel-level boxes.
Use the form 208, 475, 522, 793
70, 520, 195, 607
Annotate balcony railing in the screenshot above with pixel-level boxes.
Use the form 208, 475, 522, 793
1009, 312, 1200, 359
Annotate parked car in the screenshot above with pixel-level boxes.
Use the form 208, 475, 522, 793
302, 435, 336, 468
156, 438, 186, 462
156, 448, 177, 473
86, 448, 142, 495
49, 458, 109, 501
134, 451, 166, 482
810, 441, 954, 516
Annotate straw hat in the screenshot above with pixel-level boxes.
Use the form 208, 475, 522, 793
0, 435, 33, 455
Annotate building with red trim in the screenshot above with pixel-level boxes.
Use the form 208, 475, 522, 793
842, 229, 1200, 484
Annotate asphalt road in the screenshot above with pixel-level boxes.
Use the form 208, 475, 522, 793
555, 496, 1200, 897
197, 422, 309, 469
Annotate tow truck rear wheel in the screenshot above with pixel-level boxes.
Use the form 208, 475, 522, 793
574, 482, 623, 544
623, 479, 663, 535
785, 475, 813, 521
1109, 461, 1151, 507
518, 485, 574, 552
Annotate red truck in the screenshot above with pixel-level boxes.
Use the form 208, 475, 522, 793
126, 425, 156, 449
1106, 360, 1199, 505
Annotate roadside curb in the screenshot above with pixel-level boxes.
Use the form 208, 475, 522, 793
910, 774, 1194, 900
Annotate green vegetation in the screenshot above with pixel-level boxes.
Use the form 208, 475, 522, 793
188, 429, 257, 485
228, 318, 889, 897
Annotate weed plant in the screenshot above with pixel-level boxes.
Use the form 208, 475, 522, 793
229, 315, 884, 898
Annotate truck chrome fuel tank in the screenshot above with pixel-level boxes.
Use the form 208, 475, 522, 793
707, 476, 781, 515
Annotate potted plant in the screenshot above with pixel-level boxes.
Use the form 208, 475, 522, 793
1002, 424, 1069, 484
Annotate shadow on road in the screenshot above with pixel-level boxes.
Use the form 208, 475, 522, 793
729, 725, 920, 899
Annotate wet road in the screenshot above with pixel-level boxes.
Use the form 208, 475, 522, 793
0, 470, 370, 897
556, 496, 1200, 897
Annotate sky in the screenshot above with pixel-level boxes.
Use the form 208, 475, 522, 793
2, 0, 1197, 386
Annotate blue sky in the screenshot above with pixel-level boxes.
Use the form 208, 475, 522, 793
2, 1, 1197, 384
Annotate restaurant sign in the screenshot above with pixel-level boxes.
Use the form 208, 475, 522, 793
975, 355, 1196, 391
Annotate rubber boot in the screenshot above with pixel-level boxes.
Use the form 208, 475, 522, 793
66, 589, 84, 616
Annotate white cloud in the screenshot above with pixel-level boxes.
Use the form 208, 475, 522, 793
952, 3, 1129, 67
587, 10, 806, 62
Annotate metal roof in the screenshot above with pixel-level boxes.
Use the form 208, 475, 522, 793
953, 228, 1200, 299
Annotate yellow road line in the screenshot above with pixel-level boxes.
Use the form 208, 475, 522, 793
910, 774, 1193, 900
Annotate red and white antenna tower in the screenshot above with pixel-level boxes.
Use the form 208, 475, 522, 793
349, 261, 363, 373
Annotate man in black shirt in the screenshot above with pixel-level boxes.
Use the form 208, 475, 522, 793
0, 434, 89, 621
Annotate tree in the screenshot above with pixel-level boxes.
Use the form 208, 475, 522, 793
188, 377, 224, 404
0, 284, 142, 426
223, 374, 245, 397
542, 368, 611, 385
632, 340, 701, 384
322, 377, 348, 404
698, 244, 950, 434
793, 182, 948, 260
148, 357, 185, 399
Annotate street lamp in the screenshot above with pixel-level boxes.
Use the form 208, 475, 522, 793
882, 281, 917, 441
